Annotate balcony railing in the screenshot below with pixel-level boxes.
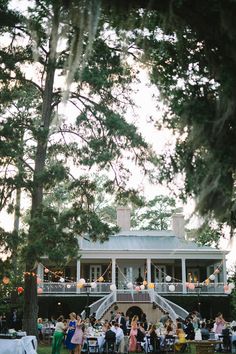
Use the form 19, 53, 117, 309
38, 282, 226, 295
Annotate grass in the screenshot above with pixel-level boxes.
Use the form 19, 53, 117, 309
37, 343, 231, 354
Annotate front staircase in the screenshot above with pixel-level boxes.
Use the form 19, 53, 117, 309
81, 290, 188, 321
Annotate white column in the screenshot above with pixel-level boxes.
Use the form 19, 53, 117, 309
222, 254, 227, 285
37, 263, 44, 281
76, 259, 81, 293
146, 258, 151, 283
181, 258, 186, 293
112, 258, 116, 285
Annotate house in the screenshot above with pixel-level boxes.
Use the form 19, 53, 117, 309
37, 207, 230, 322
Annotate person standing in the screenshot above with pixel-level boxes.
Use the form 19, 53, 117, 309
71, 314, 84, 354
116, 312, 127, 335
51, 316, 67, 354
214, 312, 226, 335
65, 312, 76, 353
128, 315, 139, 352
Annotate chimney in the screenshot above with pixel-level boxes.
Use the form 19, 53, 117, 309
116, 207, 131, 231
172, 210, 185, 238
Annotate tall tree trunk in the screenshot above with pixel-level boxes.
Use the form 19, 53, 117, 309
22, 4, 60, 336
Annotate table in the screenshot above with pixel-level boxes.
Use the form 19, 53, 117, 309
188, 340, 222, 354
0, 335, 37, 354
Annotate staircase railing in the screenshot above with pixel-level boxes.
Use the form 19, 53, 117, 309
95, 292, 116, 320
149, 290, 178, 321
164, 298, 189, 320
81, 296, 106, 319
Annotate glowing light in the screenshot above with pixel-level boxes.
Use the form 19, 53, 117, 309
2, 276, 10, 285
110, 284, 116, 291
17, 287, 24, 294
98, 276, 104, 282
165, 275, 171, 282
148, 282, 155, 289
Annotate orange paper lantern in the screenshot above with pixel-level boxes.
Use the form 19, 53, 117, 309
2, 276, 10, 285
148, 282, 155, 289
143, 280, 148, 286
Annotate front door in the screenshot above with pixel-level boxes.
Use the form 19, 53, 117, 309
90, 265, 102, 282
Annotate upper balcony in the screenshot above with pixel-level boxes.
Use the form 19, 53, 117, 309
37, 281, 227, 296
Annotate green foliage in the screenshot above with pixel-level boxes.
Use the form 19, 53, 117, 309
119, 0, 236, 232
131, 195, 176, 230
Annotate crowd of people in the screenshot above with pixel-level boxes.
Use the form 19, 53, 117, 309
44, 308, 236, 354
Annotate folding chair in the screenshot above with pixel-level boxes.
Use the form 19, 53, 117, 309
146, 335, 161, 353
104, 339, 116, 354
87, 336, 100, 354
161, 335, 175, 353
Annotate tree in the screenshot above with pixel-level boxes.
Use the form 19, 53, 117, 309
0, 1, 155, 335
101, 0, 236, 236
131, 195, 176, 230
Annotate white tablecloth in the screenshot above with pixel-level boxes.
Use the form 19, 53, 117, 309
0, 335, 37, 354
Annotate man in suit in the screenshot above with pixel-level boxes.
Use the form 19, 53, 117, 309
116, 312, 127, 335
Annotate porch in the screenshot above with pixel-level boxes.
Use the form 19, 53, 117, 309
37, 255, 227, 296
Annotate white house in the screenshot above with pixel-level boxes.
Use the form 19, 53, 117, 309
37, 208, 230, 321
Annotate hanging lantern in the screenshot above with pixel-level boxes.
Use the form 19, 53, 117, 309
110, 284, 116, 291
205, 278, 210, 285
37, 287, 43, 294
98, 276, 104, 282
225, 288, 232, 295
140, 284, 145, 290
169, 284, 175, 292
44, 268, 49, 274
91, 282, 97, 289
224, 284, 229, 292
78, 278, 86, 285
17, 286, 24, 294
59, 277, 65, 283
37, 277, 41, 284
188, 283, 195, 290
229, 283, 235, 290
2, 276, 10, 285
66, 284, 71, 289
127, 282, 133, 289
77, 282, 83, 288
209, 274, 215, 281
148, 282, 155, 289
165, 275, 171, 282
143, 280, 147, 286
135, 286, 140, 291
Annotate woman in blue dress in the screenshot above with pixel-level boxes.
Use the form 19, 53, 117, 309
65, 312, 77, 353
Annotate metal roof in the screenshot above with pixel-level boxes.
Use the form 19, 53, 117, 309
80, 230, 224, 253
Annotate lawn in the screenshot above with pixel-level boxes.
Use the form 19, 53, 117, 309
37, 344, 231, 354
